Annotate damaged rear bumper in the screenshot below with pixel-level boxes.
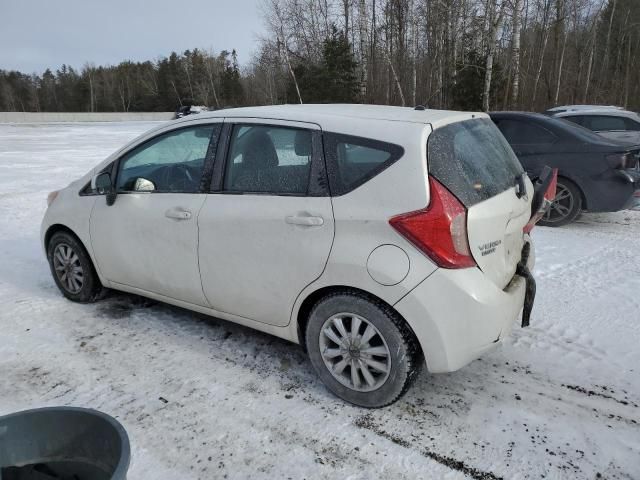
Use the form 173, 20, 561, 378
394, 238, 535, 373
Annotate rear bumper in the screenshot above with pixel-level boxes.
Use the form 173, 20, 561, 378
579, 168, 639, 212
394, 244, 534, 373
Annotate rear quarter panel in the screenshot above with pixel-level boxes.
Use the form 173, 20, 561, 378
515, 148, 633, 212
289, 120, 439, 332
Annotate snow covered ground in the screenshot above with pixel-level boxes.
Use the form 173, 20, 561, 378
1, 122, 639, 480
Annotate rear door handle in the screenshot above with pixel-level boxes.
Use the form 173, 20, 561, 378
165, 208, 192, 220
285, 215, 324, 226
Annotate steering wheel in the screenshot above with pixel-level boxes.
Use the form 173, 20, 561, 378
162, 163, 195, 192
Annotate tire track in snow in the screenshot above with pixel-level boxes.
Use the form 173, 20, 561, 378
6, 290, 640, 479
354, 413, 503, 480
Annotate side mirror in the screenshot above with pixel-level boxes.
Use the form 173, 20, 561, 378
133, 177, 156, 192
91, 171, 117, 206
92, 172, 112, 194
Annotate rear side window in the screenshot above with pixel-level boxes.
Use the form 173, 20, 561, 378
428, 118, 524, 207
497, 119, 557, 144
224, 125, 312, 195
624, 118, 640, 131
586, 115, 628, 131
323, 133, 404, 195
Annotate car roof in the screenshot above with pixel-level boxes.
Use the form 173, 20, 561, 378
489, 111, 550, 120
554, 109, 639, 119
545, 105, 623, 112
178, 104, 487, 128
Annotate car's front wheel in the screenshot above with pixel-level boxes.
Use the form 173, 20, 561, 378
538, 178, 582, 227
47, 231, 103, 303
305, 291, 422, 408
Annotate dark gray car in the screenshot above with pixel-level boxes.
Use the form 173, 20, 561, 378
490, 112, 640, 226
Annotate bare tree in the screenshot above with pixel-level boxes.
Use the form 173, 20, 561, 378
510, 0, 525, 107
482, 0, 506, 111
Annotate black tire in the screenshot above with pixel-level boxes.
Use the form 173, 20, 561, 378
305, 291, 422, 408
538, 177, 583, 227
47, 231, 104, 303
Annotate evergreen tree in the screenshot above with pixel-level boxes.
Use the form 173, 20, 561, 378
221, 50, 244, 106
290, 26, 360, 103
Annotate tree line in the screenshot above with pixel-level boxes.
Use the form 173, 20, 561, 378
0, 49, 243, 113
1, 0, 638, 113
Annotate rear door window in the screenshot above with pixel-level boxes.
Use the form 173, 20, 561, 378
496, 119, 557, 144
223, 125, 313, 195
428, 118, 524, 207
323, 133, 404, 195
562, 115, 586, 127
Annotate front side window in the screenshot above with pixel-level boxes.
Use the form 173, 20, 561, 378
429, 118, 524, 207
562, 115, 586, 127
117, 125, 216, 193
224, 125, 313, 195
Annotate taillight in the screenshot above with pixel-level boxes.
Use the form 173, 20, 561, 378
606, 152, 637, 169
389, 178, 476, 269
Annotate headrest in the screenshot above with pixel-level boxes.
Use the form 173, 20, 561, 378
242, 130, 278, 168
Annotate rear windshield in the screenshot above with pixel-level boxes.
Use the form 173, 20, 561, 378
427, 118, 524, 207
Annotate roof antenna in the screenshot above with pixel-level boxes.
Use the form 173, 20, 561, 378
414, 105, 426, 111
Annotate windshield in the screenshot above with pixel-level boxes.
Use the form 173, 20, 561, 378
427, 118, 524, 207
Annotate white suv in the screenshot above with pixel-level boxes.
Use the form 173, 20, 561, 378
549, 108, 640, 144
42, 105, 539, 407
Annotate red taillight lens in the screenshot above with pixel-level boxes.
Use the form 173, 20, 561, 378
389, 178, 476, 269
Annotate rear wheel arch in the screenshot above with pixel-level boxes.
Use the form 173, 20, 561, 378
300, 286, 424, 407
537, 175, 584, 227
296, 285, 422, 356
556, 174, 587, 210
531, 171, 586, 209
531, 172, 587, 214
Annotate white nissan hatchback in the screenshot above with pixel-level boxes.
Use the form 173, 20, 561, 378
42, 105, 543, 407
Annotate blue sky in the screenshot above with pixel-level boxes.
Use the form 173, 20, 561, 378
0, 0, 264, 73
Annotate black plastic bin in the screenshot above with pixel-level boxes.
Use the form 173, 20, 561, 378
0, 407, 130, 480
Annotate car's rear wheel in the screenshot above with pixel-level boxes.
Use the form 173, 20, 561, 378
538, 178, 582, 227
47, 231, 103, 303
305, 291, 422, 408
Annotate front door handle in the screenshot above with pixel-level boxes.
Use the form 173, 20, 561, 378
165, 208, 192, 220
285, 215, 324, 226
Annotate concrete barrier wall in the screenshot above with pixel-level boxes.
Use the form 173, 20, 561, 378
0, 112, 175, 123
